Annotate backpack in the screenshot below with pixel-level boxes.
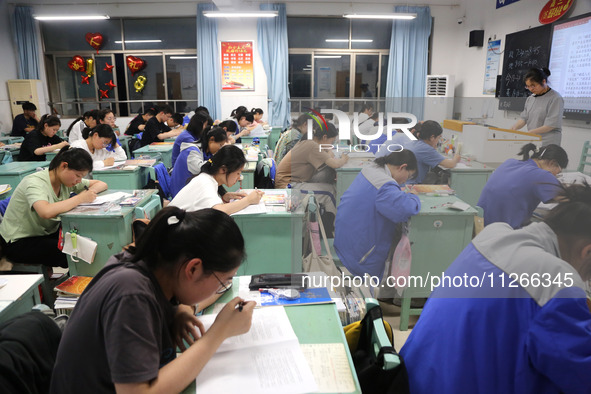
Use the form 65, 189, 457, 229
128, 137, 143, 157
254, 158, 276, 189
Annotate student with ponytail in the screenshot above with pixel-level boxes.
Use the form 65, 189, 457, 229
19, 114, 69, 161
171, 111, 210, 167
478, 143, 568, 229
170, 145, 263, 215
70, 124, 127, 170
51, 207, 255, 393
512, 67, 564, 146
251, 108, 267, 126
0, 147, 107, 268
67, 109, 99, 143
170, 127, 227, 197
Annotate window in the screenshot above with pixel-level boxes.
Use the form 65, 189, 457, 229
122, 19, 196, 50
288, 54, 312, 98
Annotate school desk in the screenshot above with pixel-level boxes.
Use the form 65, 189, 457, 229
335, 154, 376, 204
231, 192, 304, 276
60, 189, 160, 277
118, 134, 132, 158
0, 274, 43, 322
397, 195, 477, 330
133, 143, 173, 168
447, 160, 495, 207
223, 160, 256, 193
45, 149, 61, 162
241, 134, 269, 150
0, 143, 22, 161
0, 136, 24, 145
92, 165, 150, 190
0, 161, 51, 197
179, 277, 362, 394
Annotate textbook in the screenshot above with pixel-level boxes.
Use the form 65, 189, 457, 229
54, 276, 92, 296
196, 307, 317, 394
260, 287, 333, 307
409, 184, 455, 195
124, 158, 157, 167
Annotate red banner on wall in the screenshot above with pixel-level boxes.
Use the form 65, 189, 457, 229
221, 41, 254, 91
539, 0, 575, 25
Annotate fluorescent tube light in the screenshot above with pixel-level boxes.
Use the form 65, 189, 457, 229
115, 40, 162, 44
34, 15, 110, 21
343, 13, 416, 20
326, 39, 374, 43
170, 56, 197, 59
303, 68, 312, 71
314, 55, 342, 59
203, 11, 278, 18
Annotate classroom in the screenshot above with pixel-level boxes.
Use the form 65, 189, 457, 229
1, 0, 590, 393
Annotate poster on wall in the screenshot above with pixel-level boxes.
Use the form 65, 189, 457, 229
483, 39, 502, 95
220, 41, 254, 91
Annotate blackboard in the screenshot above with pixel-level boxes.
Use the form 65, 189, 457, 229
498, 25, 552, 111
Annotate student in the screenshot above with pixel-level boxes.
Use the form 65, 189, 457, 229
50, 207, 255, 393
512, 67, 564, 146
229, 106, 255, 142
97, 108, 118, 134
140, 105, 182, 147
334, 150, 421, 280
377, 120, 459, 184
170, 145, 264, 215
250, 108, 267, 126
0, 147, 107, 269
171, 111, 209, 167
70, 124, 127, 171
273, 114, 309, 165
10, 101, 39, 137
67, 109, 99, 143
19, 115, 69, 162
167, 113, 185, 130
170, 127, 228, 197
124, 108, 156, 136
275, 122, 349, 189
218, 119, 238, 144
400, 183, 591, 394
478, 143, 567, 229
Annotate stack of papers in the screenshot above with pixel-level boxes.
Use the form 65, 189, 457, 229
54, 276, 93, 313
78, 192, 132, 206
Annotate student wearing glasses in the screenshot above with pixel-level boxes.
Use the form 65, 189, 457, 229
51, 207, 255, 393
70, 124, 127, 171
477, 143, 568, 229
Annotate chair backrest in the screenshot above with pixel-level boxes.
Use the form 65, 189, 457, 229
134, 194, 162, 220
578, 141, 591, 175
365, 298, 400, 370
267, 127, 282, 153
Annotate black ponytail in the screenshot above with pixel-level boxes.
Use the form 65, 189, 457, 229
375, 149, 418, 177
200, 144, 246, 177
37, 114, 61, 132
66, 116, 85, 136
518, 143, 568, 168
524, 67, 551, 85
84, 124, 117, 146
251, 108, 263, 115
185, 111, 209, 141
49, 146, 93, 172
231, 106, 247, 119
218, 120, 237, 133
201, 127, 228, 154
69, 110, 100, 135
415, 120, 442, 141
545, 182, 591, 239
127, 206, 245, 273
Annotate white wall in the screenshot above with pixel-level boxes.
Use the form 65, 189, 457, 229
0, 2, 19, 135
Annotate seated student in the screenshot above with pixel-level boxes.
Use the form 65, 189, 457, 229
140, 105, 182, 147
67, 109, 99, 143
124, 108, 156, 136
228, 106, 256, 142
218, 119, 238, 144
170, 127, 228, 197
167, 112, 185, 130
334, 150, 421, 281
377, 120, 459, 184
375, 120, 423, 155
97, 108, 119, 135
50, 207, 255, 394
352, 103, 374, 137
274, 114, 309, 165
0, 147, 107, 269
478, 143, 567, 229
171, 111, 210, 167
19, 115, 69, 162
400, 183, 591, 394
251, 108, 267, 126
275, 122, 349, 189
70, 124, 127, 171
10, 101, 39, 137
170, 145, 264, 215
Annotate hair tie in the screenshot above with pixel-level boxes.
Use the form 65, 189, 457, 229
167, 211, 185, 226
208, 159, 213, 163
539, 148, 547, 158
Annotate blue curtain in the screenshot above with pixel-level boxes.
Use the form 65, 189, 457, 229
12, 6, 40, 79
197, 3, 222, 120
385, 6, 432, 120
257, 4, 291, 129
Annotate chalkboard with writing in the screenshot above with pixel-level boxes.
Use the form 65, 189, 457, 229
499, 24, 552, 111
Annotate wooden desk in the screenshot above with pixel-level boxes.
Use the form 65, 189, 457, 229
0, 274, 43, 322
133, 144, 173, 168
92, 165, 150, 190
335, 155, 375, 205
60, 190, 161, 277
448, 160, 495, 207
0, 161, 51, 197
398, 195, 476, 330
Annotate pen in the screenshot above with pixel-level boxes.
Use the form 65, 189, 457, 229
84, 185, 89, 191
238, 301, 245, 312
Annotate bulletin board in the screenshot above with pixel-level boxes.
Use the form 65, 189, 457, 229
220, 41, 254, 91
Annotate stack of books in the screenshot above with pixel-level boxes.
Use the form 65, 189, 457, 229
54, 276, 93, 315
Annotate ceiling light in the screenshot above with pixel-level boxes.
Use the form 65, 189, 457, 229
326, 39, 374, 43
203, 11, 278, 18
34, 15, 110, 21
343, 13, 416, 20
115, 40, 162, 44
170, 56, 197, 59
303, 68, 312, 71
314, 55, 342, 59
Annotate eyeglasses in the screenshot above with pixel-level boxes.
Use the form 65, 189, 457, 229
213, 272, 233, 294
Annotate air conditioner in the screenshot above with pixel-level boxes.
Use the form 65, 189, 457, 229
6, 79, 47, 120
424, 75, 454, 122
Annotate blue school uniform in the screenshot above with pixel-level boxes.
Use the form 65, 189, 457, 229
334, 164, 421, 280
171, 130, 197, 167
477, 158, 560, 229
375, 132, 413, 157
400, 140, 445, 184
400, 222, 591, 394
170, 145, 201, 198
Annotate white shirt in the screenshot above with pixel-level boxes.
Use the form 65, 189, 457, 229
70, 139, 127, 171
169, 173, 223, 211
68, 120, 86, 143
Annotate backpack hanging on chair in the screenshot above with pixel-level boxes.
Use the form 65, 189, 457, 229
254, 158, 276, 189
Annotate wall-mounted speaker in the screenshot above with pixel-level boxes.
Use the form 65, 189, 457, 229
469, 30, 485, 47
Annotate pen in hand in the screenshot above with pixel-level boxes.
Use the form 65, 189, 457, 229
238, 301, 245, 312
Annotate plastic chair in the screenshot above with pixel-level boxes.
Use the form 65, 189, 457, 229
267, 127, 282, 154
365, 298, 400, 369
577, 141, 591, 175
134, 194, 162, 220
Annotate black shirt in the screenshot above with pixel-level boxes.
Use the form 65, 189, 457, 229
125, 114, 145, 136
19, 130, 63, 161
140, 117, 171, 147
11, 114, 38, 137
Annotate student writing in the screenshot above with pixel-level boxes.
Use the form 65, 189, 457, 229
171, 111, 210, 167
140, 105, 182, 147
0, 147, 107, 269
19, 114, 69, 162
170, 145, 263, 215
124, 108, 156, 136
50, 207, 255, 393
70, 124, 127, 170
67, 109, 99, 143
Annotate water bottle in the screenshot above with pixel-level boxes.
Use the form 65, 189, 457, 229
252, 137, 260, 146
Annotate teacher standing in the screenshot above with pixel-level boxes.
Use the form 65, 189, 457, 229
511, 67, 564, 146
